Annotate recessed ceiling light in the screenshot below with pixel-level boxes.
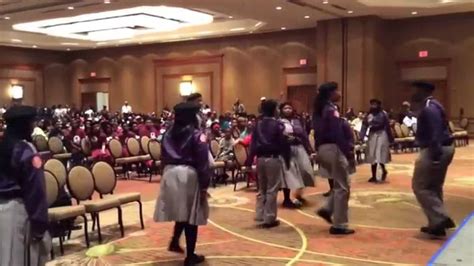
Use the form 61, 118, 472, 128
411, 11, 418, 15
104, 0, 111, 3
11, 39, 22, 43
323, 0, 329, 4
138, 42, 143, 44
347, 10, 354, 14
61, 42, 79, 46
67, 6, 74, 10
276, 6, 283, 10
255, 22, 262, 27
66, 48, 71, 51
230, 27, 246, 32
281, 27, 286, 30
4, 16, 10, 20
304, 15, 310, 19
228, 16, 233, 19
32, 45, 38, 48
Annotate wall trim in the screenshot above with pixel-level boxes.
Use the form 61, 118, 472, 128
154, 54, 224, 112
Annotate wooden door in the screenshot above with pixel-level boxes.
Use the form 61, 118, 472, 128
287, 85, 318, 114
81, 92, 97, 110
398, 80, 448, 115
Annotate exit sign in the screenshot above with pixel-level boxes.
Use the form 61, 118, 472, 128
299, 58, 307, 65
90, 72, 96, 77
418, 50, 428, 58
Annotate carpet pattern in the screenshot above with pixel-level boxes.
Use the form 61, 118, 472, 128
48, 145, 474, 265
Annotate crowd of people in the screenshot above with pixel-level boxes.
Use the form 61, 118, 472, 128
0, 80, 460, 265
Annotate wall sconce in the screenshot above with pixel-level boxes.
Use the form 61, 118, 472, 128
179, 80, 193, 96
10, 84, 24, 100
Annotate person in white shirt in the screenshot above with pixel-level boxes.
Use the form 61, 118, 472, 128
121, 101, 132, 114
0, 105, 7, 117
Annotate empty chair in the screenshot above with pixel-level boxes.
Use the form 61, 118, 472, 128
44, 170, 88, 257
140, 136, 151, 154
233, 143, 255, 191
148, 139, 162, 182
44, 159, 67, 187
34, 135, 49, 152
48, 136, 72, 160
92, 161, 144, 230
67, 166, 123, 243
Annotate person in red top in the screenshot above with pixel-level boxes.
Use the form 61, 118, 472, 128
89, 122, 113, 164
138, 118, 160, 138
236, 134, 256, 183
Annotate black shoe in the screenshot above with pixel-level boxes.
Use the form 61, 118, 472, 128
444, 218, 456, 229
168, 241, 184, 253
420, 226, 446, 237
323, 191, 331, 197
316, 209, 333, 224
184, 254, 205, 265
381, 171, 388, 181
282, 200, 300, 209
368, 177, 376, 183
259, 220, 280, 229
329, 227, 355, 235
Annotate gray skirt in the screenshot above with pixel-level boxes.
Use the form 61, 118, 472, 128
0, 199, 51, 266
281, 145, 315, 189
154, 165, 209, 226
366, 130, 391, 164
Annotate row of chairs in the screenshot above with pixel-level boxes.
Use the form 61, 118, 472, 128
44, 159, 144, 257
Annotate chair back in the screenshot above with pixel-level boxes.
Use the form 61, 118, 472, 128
234, 143, 248, 166
34, 135, 49, 152
67, 166, 95, 201
448, 121, 456, 133
460, 118, 469, 129
308, 134, 315, 150
148, 140, 162, 160
44, 170, 59, 207
141, 136, 150, 154
210, 139, 220, 158
400, 124, 411, 137
92, 162, 116, 195
393, 123, 404, 138
127, 137, 141, 156
48, 136, 64, 154
44, 159, 67, 187
108, 139, 123, 159
81, 137, 92, 155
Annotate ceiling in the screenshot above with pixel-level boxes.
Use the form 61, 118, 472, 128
0, 0, 472, 51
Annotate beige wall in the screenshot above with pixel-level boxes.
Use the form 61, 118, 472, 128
386, 12, 474, 118
64, 29, 317, 114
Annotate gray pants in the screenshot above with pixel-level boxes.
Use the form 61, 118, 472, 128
0, 199, 51, 266
256, 157, 283, 224
318, 144, 350, 228
412, 145, 455, 227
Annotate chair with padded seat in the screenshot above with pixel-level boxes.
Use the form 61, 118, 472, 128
109, 138, 150, 179
393, 123, 410, 152
209, 139, 229, 187
140, 136, 151, 154
233, 143, 256, 191
44, 170, 89, 258
81, 137, 93, 162
67, 166, 124, 243
44, 159, 67, 188
92, 161, 145, 230
147, 139, 162, 182
34, 135, 49, 152
400, 124, 416, 151
48, 136, 72, 160
449, 121, 469, 146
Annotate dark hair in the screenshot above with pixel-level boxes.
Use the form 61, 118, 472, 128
261, 99, 278, 117
187, 93, 202, 102
313, 82, 338, 116
369, 99, 382, 105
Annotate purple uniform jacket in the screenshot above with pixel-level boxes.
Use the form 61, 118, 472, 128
0, 141, 48, 237
248, 117, 290, 165
416, 97, 453, 154
283, 118, 312, 153
360, 111, 394, 143
161, 126, 211, 189
312, 102, 354, 159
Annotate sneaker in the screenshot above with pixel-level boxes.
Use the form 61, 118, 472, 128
329, 227, 355, 235
259, 220, 280, 229
184, 254, 205, 265
316, 209, 333, 224
168, 241, 184, 253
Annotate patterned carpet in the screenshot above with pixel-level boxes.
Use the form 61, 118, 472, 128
48, 145, 474, 266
